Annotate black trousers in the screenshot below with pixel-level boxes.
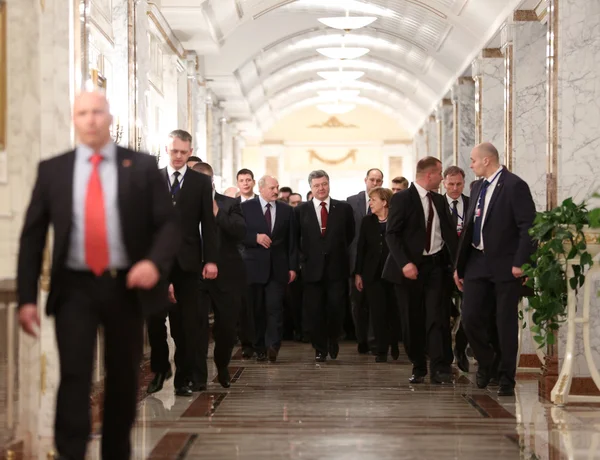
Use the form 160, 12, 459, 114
394, 254, 452, 376
55, 270, 143, 460
147, 264, 202, 386
461, 250, 521, 387
237, 291, 255, 354
364, 279, 400, 356
304, 279, 347, 354
195, 279, 242, 385
350, 280, 375, 346
289, 275, 307, 339
248, 279, 286, 352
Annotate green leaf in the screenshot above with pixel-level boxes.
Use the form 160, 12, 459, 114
547, 332, 556, 345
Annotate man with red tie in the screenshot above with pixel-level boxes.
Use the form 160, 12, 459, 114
17, 91, 179, 459
294, 170, 354, 362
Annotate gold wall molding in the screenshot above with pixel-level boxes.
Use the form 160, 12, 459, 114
440, 98, 452, 106
147, 3, 186, 60
503, 41, 514, 171
482, 47, 504, 58
437, 117, 442, 160
546, 0, 558, 210
457, 76, 474, 85
452, 98, 459, 166
308, 116, 358, 129
514, 10, 538, 21
0, 1, 5, 151
383, 139, 412, 145
127, 0, 137, 148
308, 149, 357, 165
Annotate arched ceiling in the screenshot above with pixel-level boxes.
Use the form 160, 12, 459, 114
161, 0, 524, 137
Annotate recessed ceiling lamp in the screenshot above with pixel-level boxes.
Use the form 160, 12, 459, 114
317, 70, 364, 81
318, 16, 376, 30
317, 102, 356, 114
318, 89, 360, 99
316, 47, 369, 60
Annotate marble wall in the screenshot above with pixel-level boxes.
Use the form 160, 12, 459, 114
476, 57, 505, 156
425, 116, 438, 159
514, 21, 547, 211
438, 101, 454, 172
452, 79, 476, 185
414, 128, 427, 161
135, 0, 150, 152
112, 0, 131, 146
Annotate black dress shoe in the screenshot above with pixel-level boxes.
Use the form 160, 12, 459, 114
431, 371, 453, 384
454, 349, 470, 373
328, 342, 339, 359
146, 368, 173, 394
315, 351, 327, 362
175, 385, 193, 397
497, 384, 515, 397
409, 374, 425, 384
190, 382, 207, 392
267, 347, 278, 362
390, 345, 400, 361
357, 342, 369, 354
476, 368, 491, 389
242, 347, 254, 359
256, 352, 267, 361
488, 377, 500, 387
217, 367, 231, 388
375, 354, 387, 363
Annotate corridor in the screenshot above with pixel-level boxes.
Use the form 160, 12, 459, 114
82, 343, 600, 460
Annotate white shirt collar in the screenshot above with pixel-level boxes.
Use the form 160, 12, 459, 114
240, 194, 255, 202
414, 182, 430, 199
446, 194, 462, 205
258, 195, 275, 208
485, 165, 504, 182
313, 196, 331, 209
167, 163, 187, 178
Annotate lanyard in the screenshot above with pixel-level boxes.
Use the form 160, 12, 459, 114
168, 171, 185, 192
479, 168, 503, 199
450, 201, 464, 222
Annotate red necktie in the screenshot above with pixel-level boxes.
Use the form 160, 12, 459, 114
320, 202, 328, 236
85, 153, 109, 275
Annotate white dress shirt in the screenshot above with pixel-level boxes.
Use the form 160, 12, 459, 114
240, 194, 255, 202
446, 194, 465, 234
258, 195, 276, 232
167, 164, 187, 189
364, 190, 370, 215
414, 183, 444, 255
474, 166, 504, 250
313, 196, 331, 232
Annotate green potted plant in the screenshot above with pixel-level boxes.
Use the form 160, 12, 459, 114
522, 197, 600, 348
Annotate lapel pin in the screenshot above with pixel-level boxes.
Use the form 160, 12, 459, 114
122, 159, 132, 167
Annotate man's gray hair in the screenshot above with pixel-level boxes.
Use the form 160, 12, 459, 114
258, 175, 277, 188
308, 170, 329, 185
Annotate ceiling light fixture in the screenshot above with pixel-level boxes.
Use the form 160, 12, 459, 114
317, 102, 356, 114
316, 47, 369, 60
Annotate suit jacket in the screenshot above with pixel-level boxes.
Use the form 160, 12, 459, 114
444, 193, 470, 236
355, 214, 389, 282
241, 197, 298, 285
212, 192, 246, 288
17, 147, 179, 316
347, 190, 368, 273
382, 184, 458, 284
161, 167, 218, 272
295, 198, 355, 283
455, 169, 536, 282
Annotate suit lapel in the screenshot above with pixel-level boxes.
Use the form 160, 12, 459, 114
54, 151, 76, 263
409, 185, 426, 231
483, 170, 506, 227
324, 199, 339, 238
358, 191, 367, 217
116, 148, 133, 238
272, 201, 284, 236
307, 201, 321, 236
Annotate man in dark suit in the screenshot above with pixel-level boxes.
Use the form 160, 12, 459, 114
347, 168, 384, 353
442, 166, 470, 372
17, 91, 179, 460
146, 129, 219, 397
192, 162, 246, 388
241, 175, 298, 362
295, 170, 355, 362
383, 156, 458, 384
454, 142, 536, 397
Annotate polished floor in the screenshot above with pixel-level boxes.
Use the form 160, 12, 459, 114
82, 342, 600, 460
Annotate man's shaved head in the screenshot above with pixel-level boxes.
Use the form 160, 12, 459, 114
470, 142, 501, 178
73, 91, 113, 150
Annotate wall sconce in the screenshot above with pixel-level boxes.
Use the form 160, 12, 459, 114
135, 119, 142, 151
110, 117, 123, 144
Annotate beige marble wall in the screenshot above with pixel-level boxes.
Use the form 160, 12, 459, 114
438, 100, 454, 173
451, 78, 476, 185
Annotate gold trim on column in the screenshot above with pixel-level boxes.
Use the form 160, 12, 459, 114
186, 78, 192, 134
504, 42, 514, 171
0, 1, 6, 152
128, 0, 137, 148
546, 0, 558, 210
482, 48, 504, 58
514, 10, 538, 21
474, 75, 482, 145
437, 116, 442, 160
452, 100, 458, 166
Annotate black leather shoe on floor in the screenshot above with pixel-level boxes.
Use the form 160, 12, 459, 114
175, 385, 193, 397
256, 352, 267, 362
390, 345, 400, 361
267, 347, 278, 363
409, 375, 425, 384
476, 369, 491, 389
497, 385, 515, 397
328, 342, 339, 360
431, 371, 453, 384
454, 349, 470, 373
357, 342, 369, 354
315, 351, 327, 362
190, 382, 207, 392
242, 348, 254, 359
217, 367, 231, 388
375, 354, 387, 363
146, 368, 173, 394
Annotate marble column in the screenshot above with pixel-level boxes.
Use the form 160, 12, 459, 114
414, 128, 427, 161
451, 78, 476, 185
134, 0, 150, 151
472, 50, 505, 156
233, 133, 244, 181
438, 99, 454, 171
513, 19, 547, 211
220, 119, 233, 186
112, 0, 130, 146
209, 105, 223, 177
187, 54, 208, 160
426, 114, 438, 158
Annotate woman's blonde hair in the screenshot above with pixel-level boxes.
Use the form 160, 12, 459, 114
368, 187, 393, 207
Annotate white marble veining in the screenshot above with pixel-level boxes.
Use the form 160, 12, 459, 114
438, 103, 454, 172
162, 54, 180, 144
209, 105, 223, 176
426, 117, 438, 159
452, 80, 476, 185
477, 58, 505, 157
136, 0, 151, 152
513, 21, 547, 212
111, 0, 131, 147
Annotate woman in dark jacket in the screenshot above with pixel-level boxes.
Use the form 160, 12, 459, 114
354, 187, 401, 362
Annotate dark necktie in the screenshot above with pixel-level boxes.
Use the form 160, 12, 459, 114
424, 192, 434, 253
171, 171, 181, 205
85, 153, 109, 276
472, 180, 491, 247
451, 200, 459, 228
265, 203, 272, 235
320, 202, 328, 236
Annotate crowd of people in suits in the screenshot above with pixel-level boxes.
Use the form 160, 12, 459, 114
15, 91, 537, 460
